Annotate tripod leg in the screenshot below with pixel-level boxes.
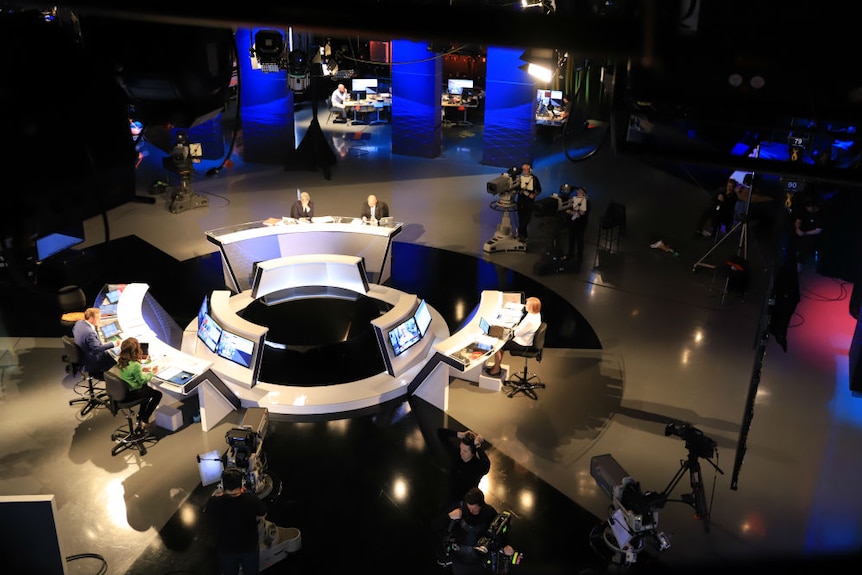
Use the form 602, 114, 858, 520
688, 461, 710, 532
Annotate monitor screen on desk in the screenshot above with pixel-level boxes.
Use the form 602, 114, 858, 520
352, 78, 378, 94
388, 316, 421, 357
414, 299, 432, 337
217, 330, 254, 368
197, 295, 209, 330
350, 90, 365, 102
550, 90, 563, 108
448, 78, 473, 95
197, 311, 222, 353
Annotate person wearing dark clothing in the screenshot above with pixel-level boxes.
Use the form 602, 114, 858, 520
205, 468, 267, 575
564, 186, 589, 266
72, 307, 118, 377
439, 487, 514, 567
289, 191, 314, 219
516, 163, 541, 242
793, 198, 824, 269
696, 178, 738, 238
437, 428, 491, 510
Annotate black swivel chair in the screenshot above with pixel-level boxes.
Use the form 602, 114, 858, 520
104, 368, 156, 457
503, 322, 548, 400
62, 335, 109, 416
58, 285, 87, 333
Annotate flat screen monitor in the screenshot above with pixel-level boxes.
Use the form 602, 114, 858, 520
448, 78, 473, 95
197, 311, 223, 353
105, 289, 122, 304
35, 222, 85, 263
352, 78, 378, 94
350, 89, 365, 102
197, 295, 208, 330
217, 330, 255, 369
388, 317, 421, 357
414, 299, 432, 337
550, 90, 563, 108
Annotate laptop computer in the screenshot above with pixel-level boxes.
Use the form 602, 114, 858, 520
479, 316, 511, 340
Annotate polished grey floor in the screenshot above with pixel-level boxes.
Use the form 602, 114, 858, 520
1, 102, 861, 574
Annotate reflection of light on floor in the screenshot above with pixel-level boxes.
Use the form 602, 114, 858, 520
830, 356, 862, 427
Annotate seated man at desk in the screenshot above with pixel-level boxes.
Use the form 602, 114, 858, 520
289, 191, 314, 219
361, 194, 389, 224
73, 307, 120, 377
330, 83, 347, 122
485, 296, 542, 377
116, 337, 163, 430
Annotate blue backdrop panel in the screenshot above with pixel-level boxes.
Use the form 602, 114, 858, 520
391, 40, 441, 159
482, 46, 535, 168
236, 28, 295, 164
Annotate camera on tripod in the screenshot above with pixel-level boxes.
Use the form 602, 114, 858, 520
665, 422, 717, 460
223, 407, 273, 498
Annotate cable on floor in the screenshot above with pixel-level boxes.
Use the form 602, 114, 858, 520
66, 552, 108, 575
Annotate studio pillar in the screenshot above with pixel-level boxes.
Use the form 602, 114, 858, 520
482, 46, 536, 168
391, 40, 442, 158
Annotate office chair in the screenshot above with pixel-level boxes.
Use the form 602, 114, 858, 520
104, 368, 157, 457
503, 322, 548, 400
62, 335, 109, 416
58, 285, 87, 332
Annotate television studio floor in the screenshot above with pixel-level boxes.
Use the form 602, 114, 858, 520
1, 100, 861, 575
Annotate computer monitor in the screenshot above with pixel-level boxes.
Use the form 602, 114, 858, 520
197, 311, 223, 353
352, 78, 378, 95
216, 330, 255, 368
197, 295, 209, 330
550, 90, 563, 108
448, 78, 474, 95
388, 316, 421, 357
414, 299, 432, 337
350, 89, 366, 102
35, 222, 85, 263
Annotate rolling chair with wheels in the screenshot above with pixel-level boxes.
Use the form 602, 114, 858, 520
61, 335, 109, 416
58, 285, 87, 333
104, 368, 156, 457
503, 322, 548, 400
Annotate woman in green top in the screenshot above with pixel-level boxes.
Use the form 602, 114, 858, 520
117, 337, 163, 430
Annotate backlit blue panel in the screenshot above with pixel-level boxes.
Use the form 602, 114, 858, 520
392, 40, 441, 158
482, 46, 535, 168
236, 28, 295, 164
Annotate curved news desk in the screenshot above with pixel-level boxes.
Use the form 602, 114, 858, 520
206, 216, 403, 292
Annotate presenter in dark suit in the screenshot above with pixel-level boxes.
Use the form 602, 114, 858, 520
361, 194, 389, 224
289, 191, 314, 219
73, 307, 119, 376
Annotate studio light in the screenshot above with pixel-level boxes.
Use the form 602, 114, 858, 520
520, 47, 557, 82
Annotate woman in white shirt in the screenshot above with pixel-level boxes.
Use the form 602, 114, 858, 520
486, 296, 542, 376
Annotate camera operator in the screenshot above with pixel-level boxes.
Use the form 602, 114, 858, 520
437, 428, 490, 511
438, 487, 514, 569
564, 186, 588, 268
204, 468, 267, 575
516, 163, 541, 242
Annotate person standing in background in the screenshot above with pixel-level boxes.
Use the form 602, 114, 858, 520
516, 163, 541, 242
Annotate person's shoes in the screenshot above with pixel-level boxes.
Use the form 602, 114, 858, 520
484, 367, 501, 377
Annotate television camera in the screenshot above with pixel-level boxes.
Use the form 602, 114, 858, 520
483, 166, 526, 253
589, 423, 722, 566
222, 407, 274, 498
162, 131, 208, 214
440, 510, 522, 574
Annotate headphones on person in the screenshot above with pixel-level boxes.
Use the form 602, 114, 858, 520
462, 431, 478, 455
220, 467, 246, 492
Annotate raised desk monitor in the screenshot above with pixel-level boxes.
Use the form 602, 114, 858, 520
197, 311, 223, 353
100, 320, 122, 341
352, 78, 378, 95
448, 78, 473, 95
197, 295, 209, 330
414, 299, 432, 337
216, 330, 255, 369
350, 90, 365, 102
388, 316, 421, 357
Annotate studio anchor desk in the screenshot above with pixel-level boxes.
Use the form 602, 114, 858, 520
206, 217, 402, 292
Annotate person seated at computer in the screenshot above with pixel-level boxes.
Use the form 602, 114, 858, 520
72, 307, 119, 378
485, 296, 542, 377
361, 194, 389, 224
289, 191, 314, 219
116, 337, 163, 431
331, 83, 347, 121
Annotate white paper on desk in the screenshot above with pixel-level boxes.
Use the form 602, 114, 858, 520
503, 301, 525, 311
311, 216, 335, 224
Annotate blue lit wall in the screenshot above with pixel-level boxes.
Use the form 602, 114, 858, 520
391, 40, 442, 158
236, 28, 295, 164
482, 46, 535, 168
